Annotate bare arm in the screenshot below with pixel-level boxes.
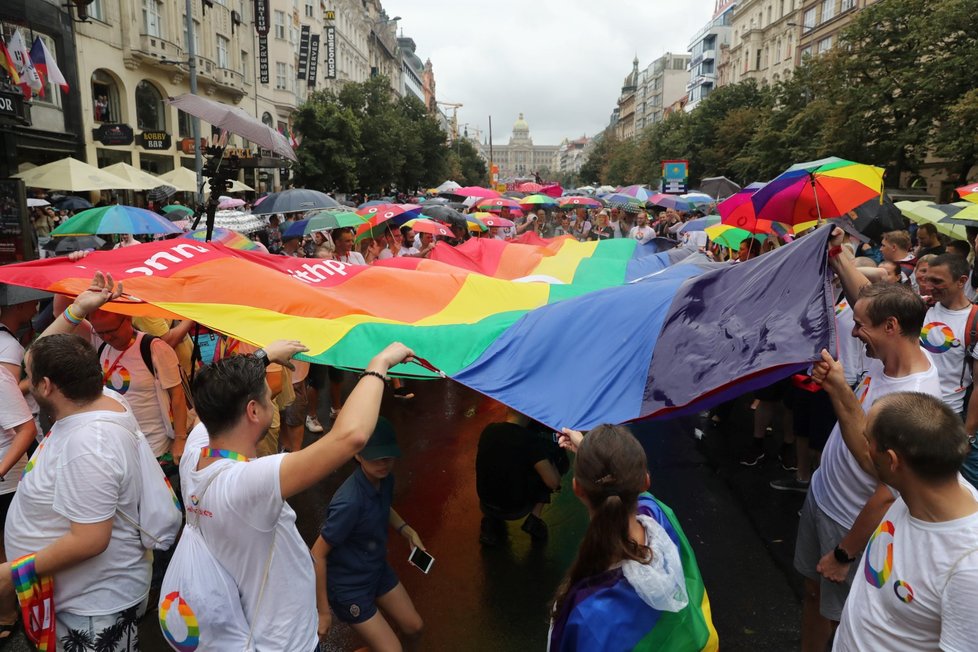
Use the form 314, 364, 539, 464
278, 343, 414, 499
167, 384, 188, 461
41, 272, 122, 339
964, 358, 978, 436
0, 419, 36, 480
826, 228, 884, 306
534, 459, 562, 492
812, 350, 875, 477
160, 320, 194, 349
390, 507, 425, 551
29, 519, 114, 576
311, 536, 332, 641
817, 484, 895, 583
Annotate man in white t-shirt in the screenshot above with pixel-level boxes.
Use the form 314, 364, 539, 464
178, 337, 415, 649
627, 212, 654, 245
793, 229, 941, 652
333, 228, 366, 265
0, 284, 48, 422
807, 377, 978, 651
0, 330, 149, 650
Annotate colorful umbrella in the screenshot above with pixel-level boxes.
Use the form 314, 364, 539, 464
471, 212, 513, 228
648, 193, 697, 212
955, 183, 978, 204
519, 194, 557, 209
517, 182, 544, 193
617, 185, 656, 203
453, 186, 501, 199
475, 198, 524, 214
679, 215, 722, 233
51, 205, 184, 236
681, 192, 715, 206
284, 210, 367, 238
705, 224, 768, 250
558, 196, 602, 209
403, 218, 454, 238
218, 198, 246, 210
749, 157, 884, 224
162, 204, 194, 217
356, 203, 424, 220
605, 193, 645, 210
182, 228, 262, 251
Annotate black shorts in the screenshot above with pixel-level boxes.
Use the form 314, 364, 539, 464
791, 385, 836, 451
306, 365, 343, 389
755, 377, 792, 403
0, 491, 14, 527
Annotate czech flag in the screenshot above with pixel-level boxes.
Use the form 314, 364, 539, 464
29, 37, 69, 93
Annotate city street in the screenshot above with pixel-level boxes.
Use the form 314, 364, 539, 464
123, 378, 804, 651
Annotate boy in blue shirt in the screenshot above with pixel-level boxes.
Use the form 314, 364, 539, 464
312, 417, 426, 650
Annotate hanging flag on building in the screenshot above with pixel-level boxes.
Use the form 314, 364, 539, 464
0, 38, 20, 85
297, 25, 310, 80
29, 37, 69, 93
7, 30, 42, 98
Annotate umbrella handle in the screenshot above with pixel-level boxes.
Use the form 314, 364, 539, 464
811, 174, 823, 225
409, 356, 446, 378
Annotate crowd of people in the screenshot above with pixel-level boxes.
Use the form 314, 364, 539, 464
4, 185, 978, 651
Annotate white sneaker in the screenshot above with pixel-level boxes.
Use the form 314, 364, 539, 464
305, 415, 324, 433
329, 407, 340, 419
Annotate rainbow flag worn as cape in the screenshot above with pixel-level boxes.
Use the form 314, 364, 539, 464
549, 493, 719, 651
0, 228, 835, 429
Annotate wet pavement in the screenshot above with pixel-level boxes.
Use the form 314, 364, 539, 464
107, 379, 802, 650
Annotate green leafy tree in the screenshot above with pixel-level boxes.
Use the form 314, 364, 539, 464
447, 138, 487, 186
292, 89, 361, 192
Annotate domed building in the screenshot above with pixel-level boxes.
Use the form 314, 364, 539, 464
481, 113, 559, 181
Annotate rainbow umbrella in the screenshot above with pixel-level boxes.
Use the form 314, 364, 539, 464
955, 183, 978, 204
519, 194, 557, 209
679, 215, 721, 233
558, 196, 602, 209
403, 218, 454, 238
475, 197, 524, 214
284, 210, 366, 238
705, 224, 768, 250
517, 182, 544, 193
182, 228, 262, 250
648, 193, 697, 212
471, 212, 513, 228
162, 204, 194, 218
749, 157, 884, 225
617, 185, 656, 203
51, 205, 184, 236
356, 203, 424, 220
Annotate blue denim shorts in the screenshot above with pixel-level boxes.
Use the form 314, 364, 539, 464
327, 562, 400, 625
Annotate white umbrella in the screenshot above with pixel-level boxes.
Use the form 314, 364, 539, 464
208, 179, 254, 193
167, 94, 297, 162
157, 167, 254, 194
435, 180, 461, 193
27, 198, 50, 207
13, 157, 142, 191
101, 162, 177, 191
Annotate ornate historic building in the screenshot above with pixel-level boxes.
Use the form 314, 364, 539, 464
482, 114, 559, 180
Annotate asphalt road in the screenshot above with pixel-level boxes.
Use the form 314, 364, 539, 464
11, 378, 806, 651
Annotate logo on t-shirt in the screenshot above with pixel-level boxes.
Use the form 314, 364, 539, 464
920, 322, 961, 354
103, 362, 132, 394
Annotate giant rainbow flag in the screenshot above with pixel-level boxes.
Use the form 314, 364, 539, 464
0, 228, 835, 429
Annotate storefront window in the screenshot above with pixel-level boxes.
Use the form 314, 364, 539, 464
135, 80, 165, 131
91, 69, 122, 123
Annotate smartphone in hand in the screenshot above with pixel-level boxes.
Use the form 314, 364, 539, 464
409, 546, 434, 574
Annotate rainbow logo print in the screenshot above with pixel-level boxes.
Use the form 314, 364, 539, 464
864, 520, 895, 588
103, 362, 131, 394
920, 322, 960, 354
834, 299, 848, 316
159, 591, 200, 652
893, 580, 914, 604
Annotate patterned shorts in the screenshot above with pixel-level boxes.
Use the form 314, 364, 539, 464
57, 598, 146, 652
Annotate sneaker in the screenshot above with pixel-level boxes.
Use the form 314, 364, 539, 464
779, 444, 798, 472
770, 477, 810, 493
393, 387, 415, 400
521, 514, 548, 542
305, 415, 324, 433
739, 440, 766, 467
329, 407, 340, 420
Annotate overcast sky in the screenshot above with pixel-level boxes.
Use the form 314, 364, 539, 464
384, 0, 719, 146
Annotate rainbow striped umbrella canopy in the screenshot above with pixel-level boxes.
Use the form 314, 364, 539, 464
519, 194, 557, 209
705, 224, 769, 250
749, 157, 883, 224
956, 183, 978, 204
558, 196, 602, 209
182, 228, 263, 250
51, 205, 184, 236
475, 197, 524, 214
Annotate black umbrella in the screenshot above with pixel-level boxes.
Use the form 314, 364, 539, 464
52, 196, 93, 211
148, 184, 177, 203
699, 176, 742, 199
339, 199, 357, 207
446, 202, 468, 211
43, 235, 106, 255
420, 205, 468, 228
850, 194, 906, 243
421, 197, 449, 206
251, 189, 340, 215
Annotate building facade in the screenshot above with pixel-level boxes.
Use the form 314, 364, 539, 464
686, 0, 737, 111
553, 136, 590, 177
1, 0, 85, 177
723, 0, 800, 87
635, 52, 691, 131
614, 57, 639, 141
483, 114, 559, 180
796, 0, 878, 61
397, 36, 424, 104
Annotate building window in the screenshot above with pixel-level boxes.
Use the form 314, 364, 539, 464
217, 36, 229, 68
821, 0, 836, 22
288, 64, 295, 92
241, 50, 248, 77
800, 45, 813, 59
142, 0, 163, 37
275, 62, 287, 89
305, 0, 314, 17
178, 109, 192, 138
88, 0, 105, 21
183, 18, 200, 53
817, 36, 833, 53
755, 49, 762, 70
91, 70, 120, 123
274, 10, 285, 39
841, 0, 855, 8
135, 80, 165, 130
261, 112, 274, 127
802, 7, 816, 31
33, 34, 63, 107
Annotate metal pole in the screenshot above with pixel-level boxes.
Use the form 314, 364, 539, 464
186, 0, 203, 207
488, 115, 493, 188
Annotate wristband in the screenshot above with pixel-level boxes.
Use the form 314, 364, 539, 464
828, 245, 843, 259
359, 370, 389, 384
62, 306, 83, 325
397, 523, 409, 534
